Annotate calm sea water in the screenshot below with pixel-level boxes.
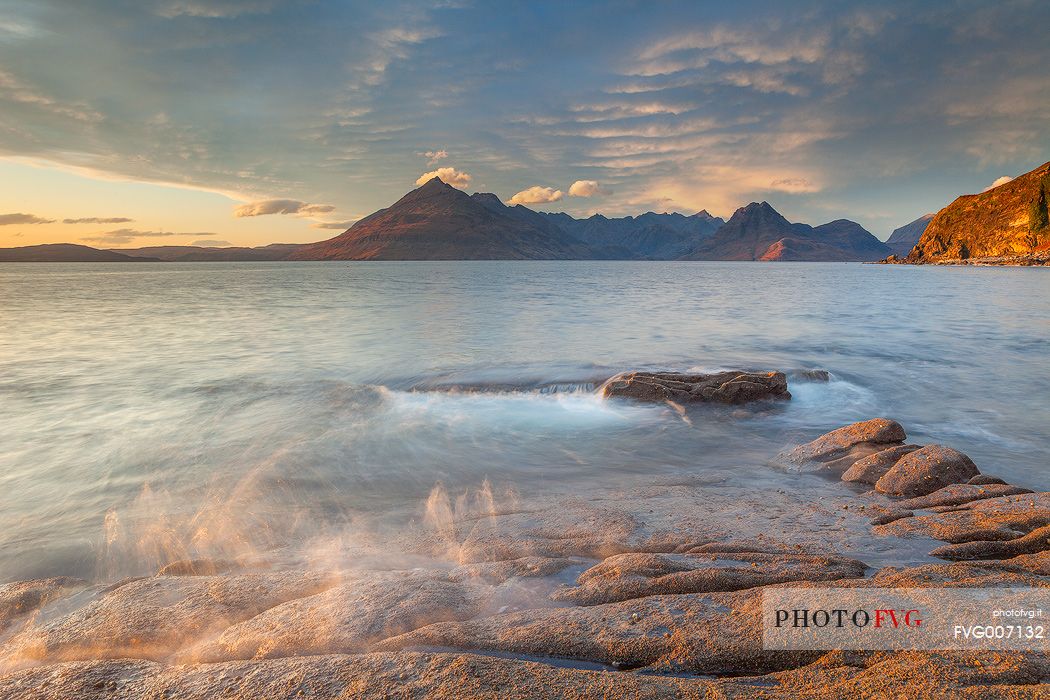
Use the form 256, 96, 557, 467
1, 261, 1048, 582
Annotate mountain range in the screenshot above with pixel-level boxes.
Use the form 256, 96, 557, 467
0, 176, 945, 263
884, 214, 934, 258
288, 177, 888, 262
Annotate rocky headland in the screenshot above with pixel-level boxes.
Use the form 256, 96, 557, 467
880, 160, 1050, 266
0, 371, 1045, 700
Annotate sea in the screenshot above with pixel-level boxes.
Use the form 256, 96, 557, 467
1, 261, 1048, 582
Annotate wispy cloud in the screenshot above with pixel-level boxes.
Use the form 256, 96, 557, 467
233, 199, 336, 217
419, 149, 448, 165
62, 217, 134, 224
191, 238, 232, 246
310, 219, 359, 230
82, 229, 214, 245
0, 212, 54, 225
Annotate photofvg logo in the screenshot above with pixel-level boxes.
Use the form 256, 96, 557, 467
762, 587, 1048, 651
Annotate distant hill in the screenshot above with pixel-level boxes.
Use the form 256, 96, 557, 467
909, 160, 1050, 262
885, 214, 934, 257
111, 243, 302, 262
541, 210, 724, 259
0, 243, 162, 262
679, 202, 891, 261
289, 177, 595, 260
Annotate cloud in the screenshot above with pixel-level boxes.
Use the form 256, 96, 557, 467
983, 175, 1014, 191
62, 217, 134, 224
420, 149, 448, 165
507, 186, 564, 205
416, 167, 472, 189
568, 180, 604, 197
310, 219, 359, 229
191, 239, 231, 246
156, 1, 278, 19
233, 199, 336, 217
0, 212, 54, 225
82, 229, 213, 245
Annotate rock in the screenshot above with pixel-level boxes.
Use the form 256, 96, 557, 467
994, 551, 1050, 576
875, 445, 980, 497
550, 551, 866, 606
870, 562, 1049, 588
185, 571, 492, 662
931, 524, 1050, 561
875, 493, 1050, 545
968, 474, 1007, 486
897, 484, 1033, 510
600, 370, 790, 405
2, 650, 1047, 700
842, 444, 921, 484
781, 419, 906, 466
0, 571, 334, 668
0, 578, 84, 631
377, 586, 819, 676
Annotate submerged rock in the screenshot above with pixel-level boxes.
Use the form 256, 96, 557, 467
875, 445, 981, 497
600, 370, 789, 404
841, 444, 921, 484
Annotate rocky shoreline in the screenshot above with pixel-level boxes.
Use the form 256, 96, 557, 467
875, 253, 1050, 266
1, 408, 1047, 698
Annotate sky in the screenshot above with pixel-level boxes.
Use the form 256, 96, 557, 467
1, 0, 1048, 248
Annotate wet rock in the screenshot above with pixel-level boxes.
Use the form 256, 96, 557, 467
600, 370, 790, 405
897, 483, 1032, 510
875, 445, 980, 497
930, 524, 1050, 561
789, 369, 831, 382
781, 419, 906, 468
841, 444, 921, 484
0, 571, 333, 668
186, 571, 491, 662
0, 578, 84, 632
550, 552, 866, 606
968, 474, 1007, 486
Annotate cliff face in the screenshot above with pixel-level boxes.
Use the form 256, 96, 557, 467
679, 202, 890, 261
909, 161, 1050, 262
